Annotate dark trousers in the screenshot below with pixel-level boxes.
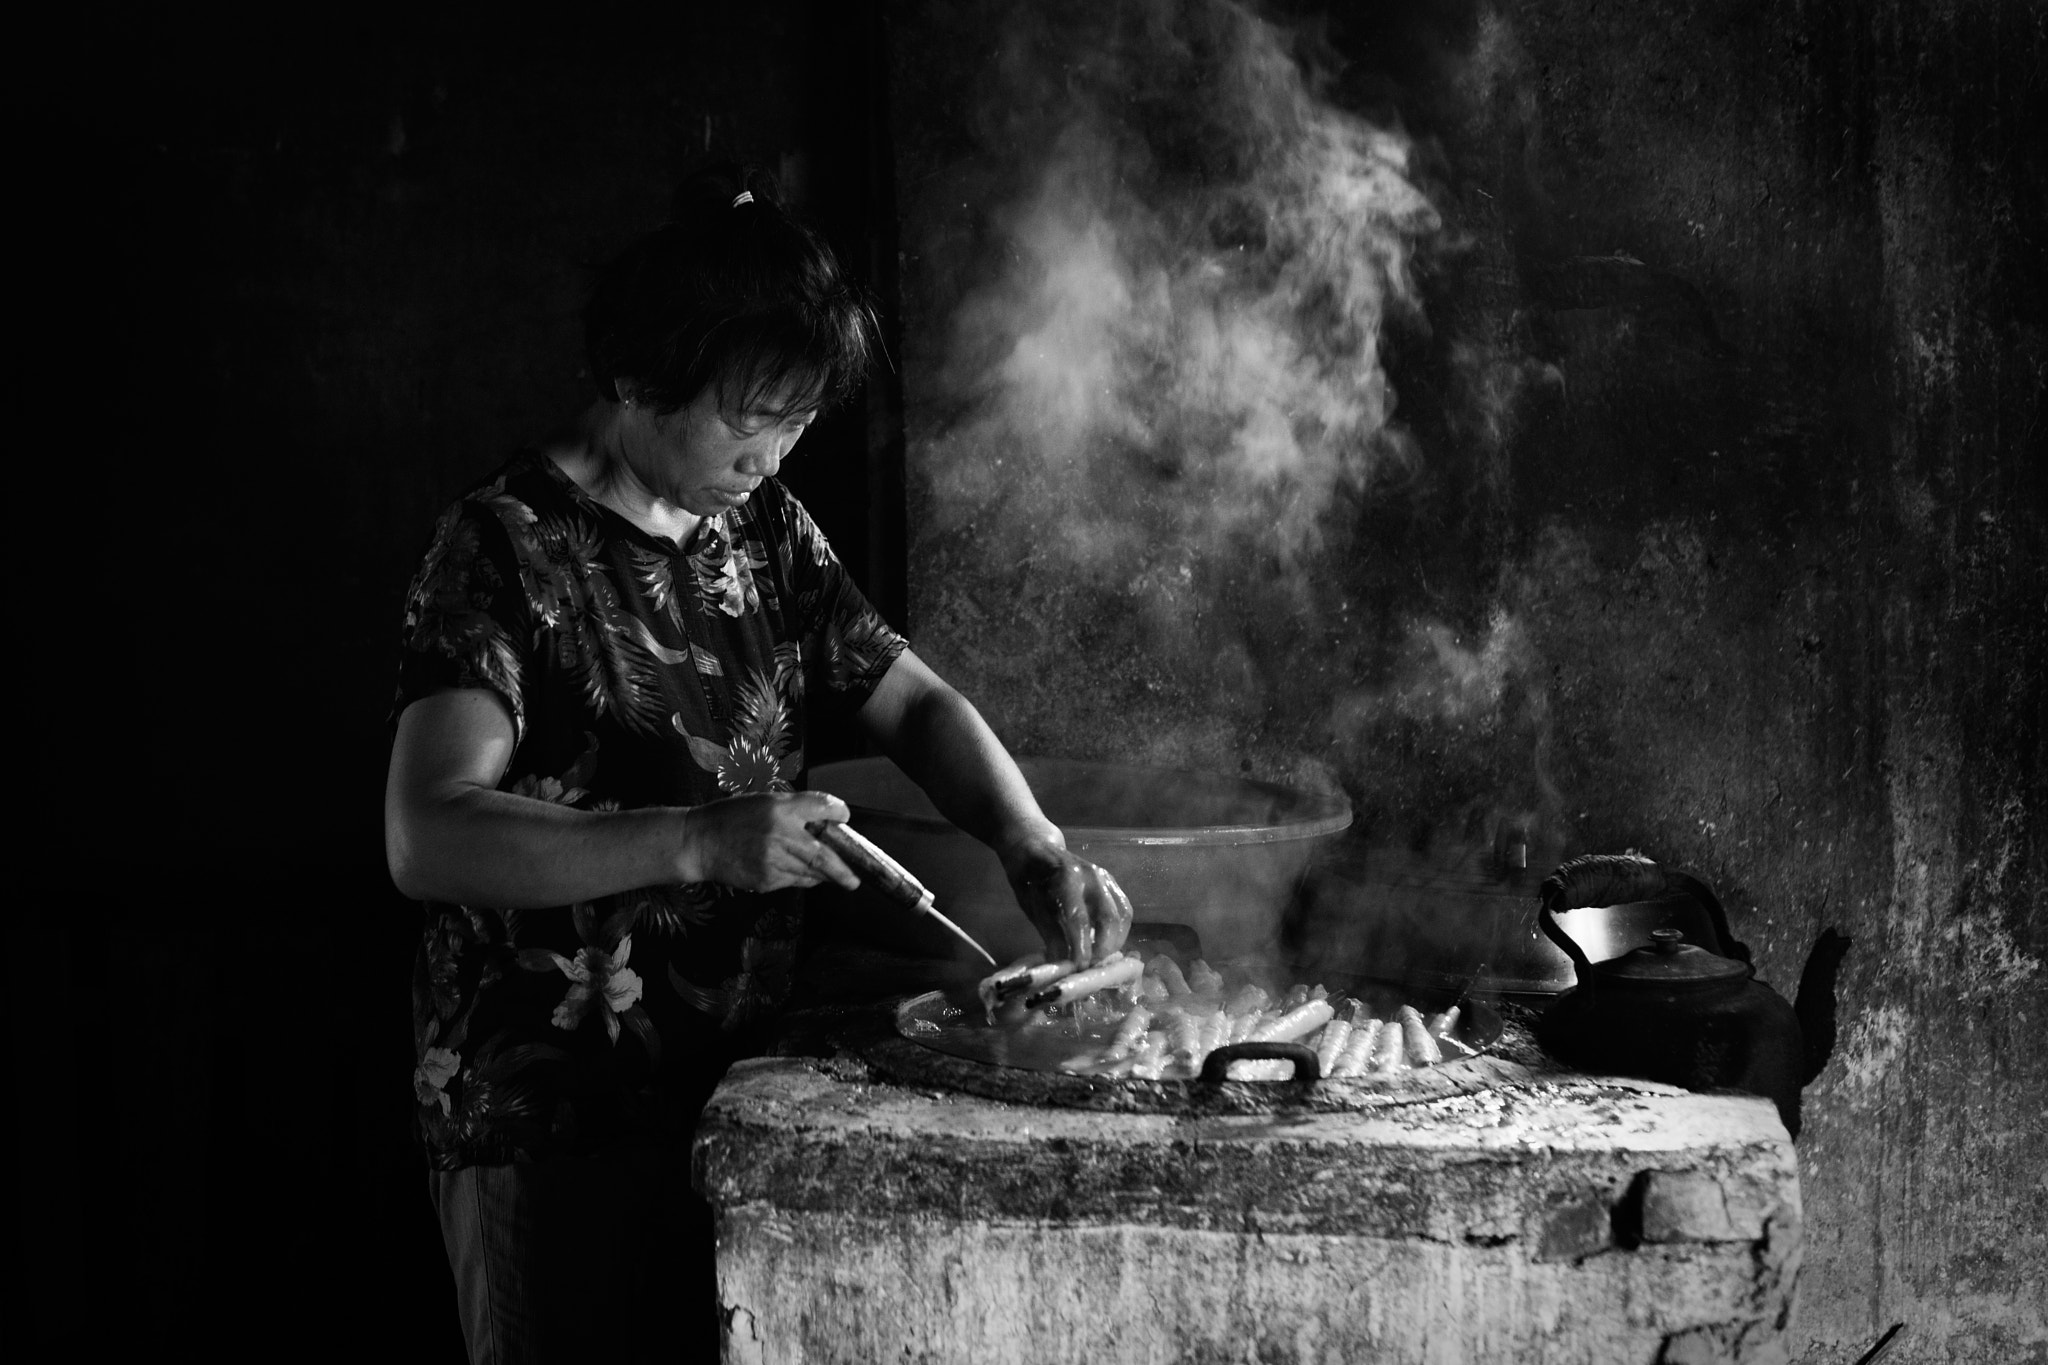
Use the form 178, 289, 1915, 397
429, 1141, 720, 1364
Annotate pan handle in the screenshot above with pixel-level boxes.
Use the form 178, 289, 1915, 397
1199, 1041, 1321, 1084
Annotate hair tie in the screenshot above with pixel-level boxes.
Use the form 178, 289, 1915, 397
731, 191, 755, 208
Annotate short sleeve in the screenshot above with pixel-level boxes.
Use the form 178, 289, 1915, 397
780, 494, 907, 705
393, 500, 534, 744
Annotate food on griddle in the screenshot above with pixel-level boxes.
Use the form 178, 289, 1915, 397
1022, 952, 1141, 1008
1371, 1017, 1408, 1075
1329, 1018, 1381, 1078
999, 952, 1477, 1083
978, 953, 1074, 1023
1149, 955, 1192, 997
1397, 1005, 1442, 1066
1225, 983, 1270, 1023
1128, 1030, 1171, 1080
1222, 996, 1330, 1078
1104, 1004, 1154, 1061
1250, 998, 1335, 1045
1315, 1017, 1355, 1075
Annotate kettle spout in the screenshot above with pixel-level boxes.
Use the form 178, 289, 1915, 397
1794, 927, 1853, 1086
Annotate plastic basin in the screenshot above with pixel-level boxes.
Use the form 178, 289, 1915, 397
807, 757, 1353, 964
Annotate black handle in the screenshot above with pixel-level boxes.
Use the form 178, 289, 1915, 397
1199, 1041, 1321, 1083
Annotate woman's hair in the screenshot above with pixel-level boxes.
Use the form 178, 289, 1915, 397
583, 163, 879, 419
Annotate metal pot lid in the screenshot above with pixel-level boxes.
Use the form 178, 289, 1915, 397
1594, 929, 1749, 986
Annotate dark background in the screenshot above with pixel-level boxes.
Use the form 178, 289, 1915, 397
10, 1, 2045, 1361
13, 3, 904, 1358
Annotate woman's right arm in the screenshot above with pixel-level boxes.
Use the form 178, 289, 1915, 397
384, 689, 857, 906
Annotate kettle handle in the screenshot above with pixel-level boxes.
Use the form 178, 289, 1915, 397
1536, 877, 1598, 984
1537, 854, 1753, 980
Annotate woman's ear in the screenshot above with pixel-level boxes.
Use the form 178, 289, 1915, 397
614, 378, 641, 407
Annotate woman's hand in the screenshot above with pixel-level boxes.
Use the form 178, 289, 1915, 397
852, 650, 1132, 962
999, 834, 1135, 965
674, 791, 861, 893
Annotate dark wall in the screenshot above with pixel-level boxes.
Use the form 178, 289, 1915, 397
1458, 3, 2046, 1355
9, 1, 2040, 1360
884, 1, 2043, 1360
13, 4, 899, 1357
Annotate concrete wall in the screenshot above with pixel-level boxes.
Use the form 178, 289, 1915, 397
884, 2, 2044, 1361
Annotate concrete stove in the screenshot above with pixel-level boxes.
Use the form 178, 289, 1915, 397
694, 1031, 1801, 1364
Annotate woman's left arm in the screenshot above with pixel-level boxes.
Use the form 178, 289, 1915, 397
855, 649, 1132, 963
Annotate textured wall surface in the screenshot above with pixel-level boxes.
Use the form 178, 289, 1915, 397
885, 2, 2044, 1361
700, 1057, 1803, 1364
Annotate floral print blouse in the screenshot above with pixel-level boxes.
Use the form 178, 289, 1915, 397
395, 451, 906, 1168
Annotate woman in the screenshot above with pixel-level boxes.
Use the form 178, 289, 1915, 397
385, 164, 1132, 1363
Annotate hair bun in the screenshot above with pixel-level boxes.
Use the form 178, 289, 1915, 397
587, 157, 877, 415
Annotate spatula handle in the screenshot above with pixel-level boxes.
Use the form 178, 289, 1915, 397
807, 820, 935, 913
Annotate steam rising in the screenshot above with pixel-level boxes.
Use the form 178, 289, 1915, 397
909, 0, 1557, 838
925, 0, 1439, 576
1390, 607, 1531, 725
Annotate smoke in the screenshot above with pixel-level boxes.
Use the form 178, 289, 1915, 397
909, 0, 1563, 839
1327, 600, 1566, 844
924, 0, 1439, 584
1387, 606, 1532, 725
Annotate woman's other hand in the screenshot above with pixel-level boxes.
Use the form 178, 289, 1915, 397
854, 649, 1136, 963
1000, 836, 1135, 965
675, 792, 861, 893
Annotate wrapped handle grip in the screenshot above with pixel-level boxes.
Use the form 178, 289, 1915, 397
807, 820, 934, 912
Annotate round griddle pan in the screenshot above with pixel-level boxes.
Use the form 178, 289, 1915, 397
866, 932, 1505, 1115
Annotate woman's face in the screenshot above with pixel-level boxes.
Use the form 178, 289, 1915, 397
617, 382, 817, 516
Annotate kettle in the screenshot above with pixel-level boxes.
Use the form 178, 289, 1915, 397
1533, 853, 1849, 1138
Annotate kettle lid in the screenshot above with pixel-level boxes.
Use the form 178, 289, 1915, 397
1595, 929, 1750, 986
